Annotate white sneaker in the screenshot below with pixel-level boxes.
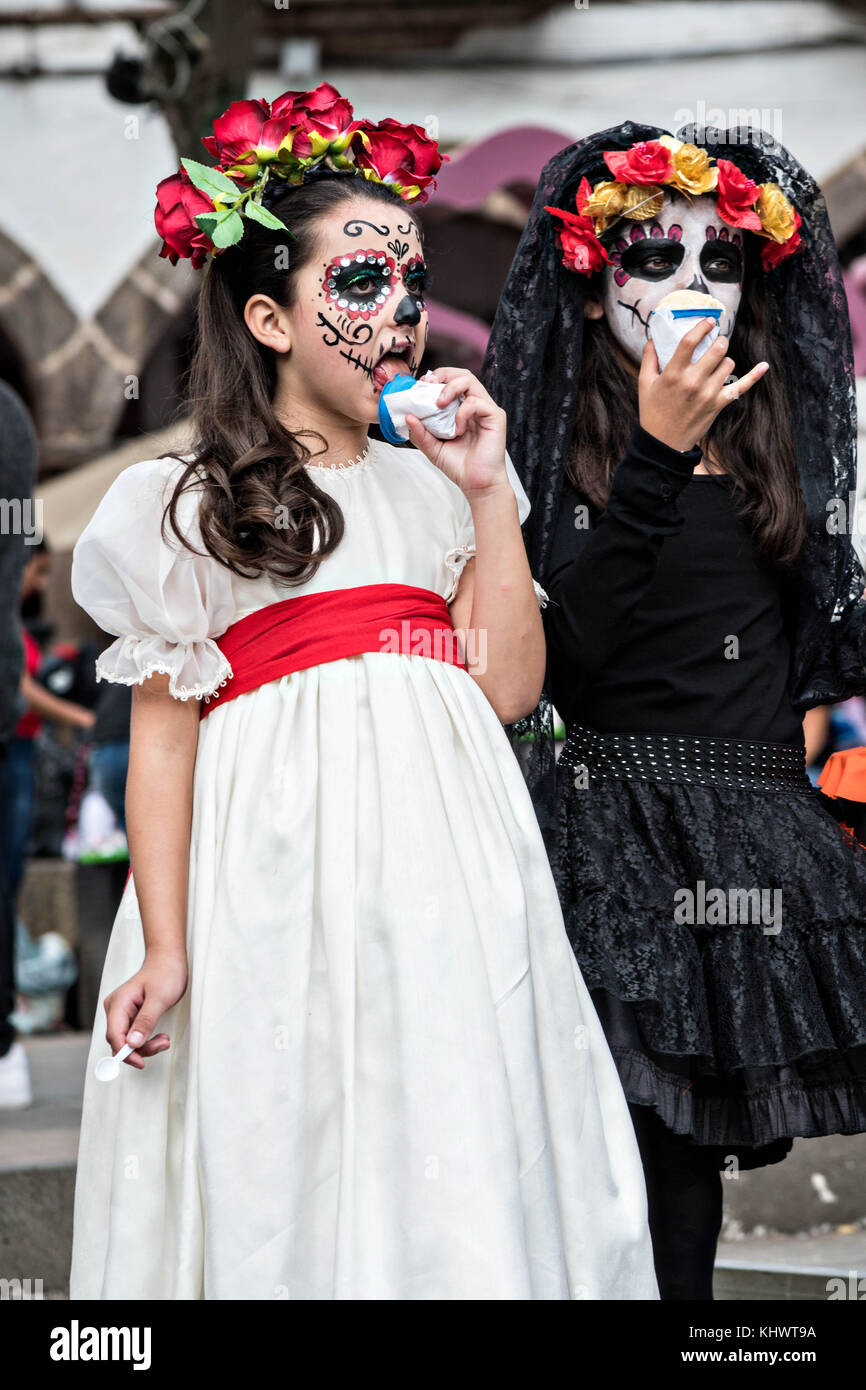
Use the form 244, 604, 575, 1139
0, 1040, 33, 1108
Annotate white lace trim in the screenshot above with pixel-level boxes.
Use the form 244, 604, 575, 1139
95, 643, 233, 703
443, 543, 476, 603
304, 443, 374, 475
443, 543, 549, 609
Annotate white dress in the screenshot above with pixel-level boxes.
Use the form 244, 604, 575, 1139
68, 436, 658, 1301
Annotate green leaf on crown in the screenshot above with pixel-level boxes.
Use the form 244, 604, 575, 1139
244, 200, 292, 232
210, 209, 244, 248
193, 212, 221, 236
181, 157, 243, 202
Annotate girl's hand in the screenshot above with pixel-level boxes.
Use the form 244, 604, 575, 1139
103, 947, 188, 1070
638, 319, 769, 453
404, 367, 509, 499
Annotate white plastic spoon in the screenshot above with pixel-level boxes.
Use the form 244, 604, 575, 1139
94, 1042, 134, 1082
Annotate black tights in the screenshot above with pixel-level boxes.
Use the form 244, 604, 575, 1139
628, 1102, 723, 1301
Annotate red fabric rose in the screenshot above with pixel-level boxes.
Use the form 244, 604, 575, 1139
154, 169, 215, 268
544, 204, 609, 275
269, 82, 357, 159
574, 176, 594, 214
200, 99, 296, 178
603, 140, 673, 186
350, 119, 445, 202
715, 158, 762, 231
760, 209, 802, 270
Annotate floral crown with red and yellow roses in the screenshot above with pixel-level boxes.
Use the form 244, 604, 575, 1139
155, 82, 446, 269
545, 136, 802, 277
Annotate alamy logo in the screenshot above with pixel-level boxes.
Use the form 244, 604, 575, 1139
0, 1276, 43, 1298
378, 622, 487, 672
674, 880, 782, 934
49, 1321, 151, 1370
0, 497, 43, 543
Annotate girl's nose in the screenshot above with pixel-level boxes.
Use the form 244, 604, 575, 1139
393, 294, 422, 327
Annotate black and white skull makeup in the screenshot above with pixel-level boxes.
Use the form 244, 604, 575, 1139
601, 192, 743, 364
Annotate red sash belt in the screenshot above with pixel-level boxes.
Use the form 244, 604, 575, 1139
200, 582, 466, 718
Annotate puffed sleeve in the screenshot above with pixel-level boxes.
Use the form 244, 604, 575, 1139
70, 456, 237, 702
443, 449, 549, 608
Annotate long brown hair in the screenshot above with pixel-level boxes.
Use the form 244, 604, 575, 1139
571, 232, 806, 565
162, 175, 416, 583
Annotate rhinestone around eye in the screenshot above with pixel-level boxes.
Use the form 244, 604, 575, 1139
340, 257, 351, 266
355, 253, 366, 262
366, 254, 376, 263
337, 297, 348, 308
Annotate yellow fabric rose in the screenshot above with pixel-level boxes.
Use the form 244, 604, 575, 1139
669, 144, 717, 197
755, 183, 796, 242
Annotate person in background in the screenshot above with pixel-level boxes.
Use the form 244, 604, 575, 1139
86, 683, 132, 833
0, 379, 37, 1107
1, 540, 96, 912
804, 698, 866, 784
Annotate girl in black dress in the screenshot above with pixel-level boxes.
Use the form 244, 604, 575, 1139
483, 122, 866, 1300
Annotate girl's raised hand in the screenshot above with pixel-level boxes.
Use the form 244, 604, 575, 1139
103, 948, 189, 1070
404, 367, 510, 499
638, 319, 769, 454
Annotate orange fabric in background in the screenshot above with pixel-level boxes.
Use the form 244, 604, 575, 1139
818, 746, 866, 801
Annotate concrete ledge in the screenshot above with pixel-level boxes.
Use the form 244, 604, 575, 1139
0, 1165, 74, 1295
714, 1260, 861, 1301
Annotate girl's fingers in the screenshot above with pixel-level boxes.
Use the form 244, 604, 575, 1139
670, 317, 720, 369
122, 1035, 170, 1070
105, 992, 137, 1054
706, 354, 736, 393
718, 361, 769, 406
424, 366, 474, 384
435, 372, 493, 407
639, 338, 660, 384
405, 413, 441, 457
435, 377, 474, 406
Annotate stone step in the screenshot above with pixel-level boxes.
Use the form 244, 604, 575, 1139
0, 1034, 88, 1296
715, 1229, 866, 1300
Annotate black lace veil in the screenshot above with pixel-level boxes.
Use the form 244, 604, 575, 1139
482, 120, 862, 828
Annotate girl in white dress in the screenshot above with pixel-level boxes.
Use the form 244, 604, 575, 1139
68, 85, 657, 1300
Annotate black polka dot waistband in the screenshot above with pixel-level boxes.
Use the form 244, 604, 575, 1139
557, 725, 814, 794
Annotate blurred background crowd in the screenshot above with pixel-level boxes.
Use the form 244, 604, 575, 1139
2, 0, 866, 1293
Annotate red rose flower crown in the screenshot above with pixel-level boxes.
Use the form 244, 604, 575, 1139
545, 137, 802, 277
155, 82, 447, 269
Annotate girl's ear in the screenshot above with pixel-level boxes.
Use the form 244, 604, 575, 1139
583, 293, 604, 321
244, 293, 292, 354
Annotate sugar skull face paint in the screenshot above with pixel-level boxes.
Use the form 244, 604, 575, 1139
292, 201, 430, 425
601, 193, 743, 365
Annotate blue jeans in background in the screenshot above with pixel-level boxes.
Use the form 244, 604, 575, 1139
0, 737, 36, 909
87, 741, 130, 832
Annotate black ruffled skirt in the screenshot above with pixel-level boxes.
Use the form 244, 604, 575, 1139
551, 727, 866, 1170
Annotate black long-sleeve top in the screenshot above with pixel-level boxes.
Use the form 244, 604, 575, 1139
543, 424, 803, 746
